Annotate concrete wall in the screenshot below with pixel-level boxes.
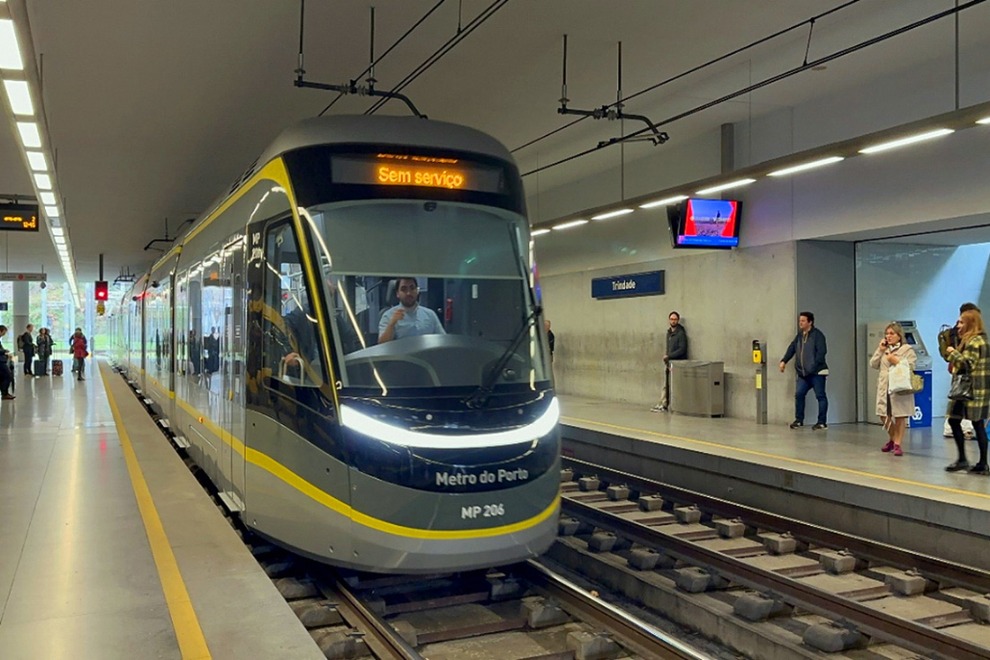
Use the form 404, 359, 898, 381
542, 242, 797, 422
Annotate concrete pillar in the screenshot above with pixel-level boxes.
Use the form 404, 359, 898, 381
12, 281, 29, 339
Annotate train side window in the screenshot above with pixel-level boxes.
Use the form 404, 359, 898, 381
262, 222, 323, 387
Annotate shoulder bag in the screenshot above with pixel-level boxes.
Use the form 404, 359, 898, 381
887, 361, 914, 394
948, 367, 974, 401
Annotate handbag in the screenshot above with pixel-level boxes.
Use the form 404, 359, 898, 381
910, 373, 924, 393
887, 361, 914, 394
948, 370, 974, 401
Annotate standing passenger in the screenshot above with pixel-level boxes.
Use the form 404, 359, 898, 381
779, 311, 829, 430
870, 322, 917, 456
0, 325, 14, 400
944, 309, 989, 475
71, 328, 89, 381
651, 311, 688, 412
36, 327, 54, 376
19, 324, 35, 376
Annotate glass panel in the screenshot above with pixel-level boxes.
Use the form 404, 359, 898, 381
301, 201, 549, 393
261, 222, 324, 388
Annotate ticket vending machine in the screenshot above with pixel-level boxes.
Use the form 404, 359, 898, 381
865, 321, 932, 427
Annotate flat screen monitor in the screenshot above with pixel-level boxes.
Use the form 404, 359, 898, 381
668, 198, 741, 249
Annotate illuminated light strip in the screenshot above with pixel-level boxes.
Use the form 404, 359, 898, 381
552, 219, 588, 231
695, 178, 756, 195
591, 208, 634, 221
341, 397, 559, 449
976, 116, 990, 125
858, 128, 954, 154
767, 156, 844, 177
639, 195, 687, 209
531, 228, 550, 236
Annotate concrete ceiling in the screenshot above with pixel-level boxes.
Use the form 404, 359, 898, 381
1, 0, 988, 289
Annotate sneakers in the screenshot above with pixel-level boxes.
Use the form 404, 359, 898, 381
812, 423, 828, 431
893, 445, 903, 457
969, 463, 990, 475
1, 394, 14, 400
946, 459, 970, 472
650, 405, 666, 413
789, 420, 803, 429
881, 440, 895, 453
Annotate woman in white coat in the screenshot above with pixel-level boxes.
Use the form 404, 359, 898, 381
870, 322, 917, 456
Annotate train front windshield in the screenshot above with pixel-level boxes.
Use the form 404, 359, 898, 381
303, 200, 550, 395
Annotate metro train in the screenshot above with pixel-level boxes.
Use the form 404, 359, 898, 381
111, 115, 560, 573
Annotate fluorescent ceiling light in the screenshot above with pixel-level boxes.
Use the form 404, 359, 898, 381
767, 156, 845, 177
552, 219, 588, 231
3, 79, 33, 115
695, 178, 756, 195
591, 208, 634, 221
531, 228, 551, 236
51, 227, 63, 237
44, 205, 58, 217
34, 173, 51, 189
53, 236, 65, 245
858, 128, 954, 154
48, 216, 61, 227
16, 121, 40, 148
26, 151, 47, 171
639, 195, 687, 209
0, 20, 24, 71
977, 116, 990, 125
39, 191, 55, 205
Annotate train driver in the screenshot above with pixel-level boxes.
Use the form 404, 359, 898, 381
378, 277, 446, 343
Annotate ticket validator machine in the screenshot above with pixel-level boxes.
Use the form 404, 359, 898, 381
865, 321, 933, 427
753, 339, 768, 424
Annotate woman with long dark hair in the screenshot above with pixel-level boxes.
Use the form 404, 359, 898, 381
944, 309, 989, 475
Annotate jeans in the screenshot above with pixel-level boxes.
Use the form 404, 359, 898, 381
795, 374, 828, 424
73, 357, 85, 378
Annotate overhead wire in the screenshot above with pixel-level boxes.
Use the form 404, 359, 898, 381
512, 0, 861, 155
316, 0, 449, 117
522, 0, 987, 177
365, 0, 509, 115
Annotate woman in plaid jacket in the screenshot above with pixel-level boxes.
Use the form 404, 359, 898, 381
944, 309, 989, 475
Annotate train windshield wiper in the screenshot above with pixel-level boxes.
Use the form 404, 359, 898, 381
464, 305, 542, 409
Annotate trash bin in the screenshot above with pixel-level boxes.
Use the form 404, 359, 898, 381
670, 360, 724, 417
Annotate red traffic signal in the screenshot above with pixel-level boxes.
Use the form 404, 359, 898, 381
95, 280, 109, 301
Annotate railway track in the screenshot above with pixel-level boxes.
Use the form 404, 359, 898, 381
556, 457, 990, 658
251, 546, 710, 659
123, 370, 711, 659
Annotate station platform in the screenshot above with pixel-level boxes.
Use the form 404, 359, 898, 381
0, 360, 322, 660
558, 395, 990, 572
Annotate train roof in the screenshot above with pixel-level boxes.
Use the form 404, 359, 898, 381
262, 115, 515, 165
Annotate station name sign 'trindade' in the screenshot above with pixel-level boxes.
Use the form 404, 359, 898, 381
591, 271, 665, 299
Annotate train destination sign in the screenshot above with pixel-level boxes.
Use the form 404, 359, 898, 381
0, 203, 40, 232
331, 153, 506, 194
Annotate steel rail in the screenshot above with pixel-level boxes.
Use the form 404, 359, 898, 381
560, 474, 990, 658
563, 456, 990, 592
519, 560, 710, 660
316, 571, 425, 660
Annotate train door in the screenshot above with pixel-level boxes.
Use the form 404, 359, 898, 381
219, 233, 247, 511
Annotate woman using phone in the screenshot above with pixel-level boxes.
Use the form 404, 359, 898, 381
944, 309, 989, 474
869, 322, 917, 456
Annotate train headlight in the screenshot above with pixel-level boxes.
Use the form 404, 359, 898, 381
340, 398, 559, 450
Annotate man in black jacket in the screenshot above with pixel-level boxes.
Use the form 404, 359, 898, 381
779, 311, 829, 430
19, 324, 35, 376
652, 311, 688, 412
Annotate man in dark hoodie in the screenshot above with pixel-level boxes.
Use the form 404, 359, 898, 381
651, 311, 688, 412
780, 311, 829, 430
